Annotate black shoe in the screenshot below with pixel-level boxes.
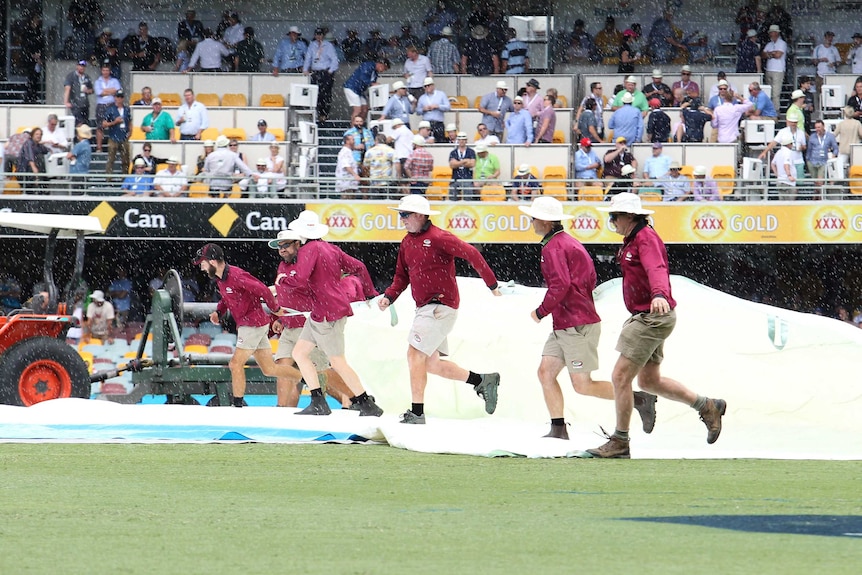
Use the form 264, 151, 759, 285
353, 395, 383, 417
475, 372, 500, 414
296, 395, 331, 415
348, 395, 374, 411
543, 425, 569, 440
633, 391, 658, 434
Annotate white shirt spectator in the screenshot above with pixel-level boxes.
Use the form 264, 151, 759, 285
764, 38, 788, 72
174, 100, 209, 137
403, 54, 433, 89
335, 145, 359, 193
188, 38, 231, 70
391, 124, 414, 160
153, 166, 189, 196
475, 134, 500, 146
41, 124, 69, 154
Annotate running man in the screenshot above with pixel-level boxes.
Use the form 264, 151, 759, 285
588, 193, 726, 458
268, 229, 352, 408
378, 195, 502, 424
519, 196, 657, 440
193, 243, 301, 407
279, 211, 383, 416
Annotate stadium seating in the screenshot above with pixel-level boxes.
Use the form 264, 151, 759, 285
131, 126, 146, 140
850, 166, 862, 195
480, 184, 506, 201
449, 96, 469, 109
639, 189, 663, 202
541, 165, 568, 201
426, 166, 452, 201
269, 128, 286, 141
260, 94, 285, 107
3, 177, 22, 194
711, 165, 735, 198
221, 93, 248, 107
200, 127, 219, 141
196, 93, 220, 107
552, 130, 565, 144
158, 93, 181, 106
577, 183, 605, 201
222, 127, 246, 141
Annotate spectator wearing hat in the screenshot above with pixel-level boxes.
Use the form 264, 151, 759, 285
642, 142, 671, 179
249, 119, 276, 142
196, 140, 214, 174
177, 10, 204, 47
576, 97, 601, 143
153, 156, 188, 197
473, 143, 500, 197
462, 24, 499, 75
505, 96, 533, 145
379, 195, 501, 425
203, 135, 254, 193
707, 79, 731, 110
746, 82, 777, 120
502, 27, 529, 75
364, 133, 397, 198
102, 90, 131, 176
659, 161, 690, 201
187, 28, 231, 72
390, 117, 415, 190
63, 60, 94, 128
762, 25, 787, 112
403, 45, 433, 101
94, 27, 121, 81
847, 32, 862, 74
678, 97, 712, 142
478, 81, 514, 139
608, 163, 636, 197
609, 92, 643, 143
428, 26, 461, 74
770, 132, 797, 200
618, 29, 637, 74
519, 78, 542, 120
416, 77, 450, 142
272, 26, 307, 75
813, 31, 840, 95
141, 98, 176, 142
511, 164, 540, 201
417, 120, 435, 144
380, 81, 415, 127
449, 132, 476, 201
574, 138, 601, 181
758, 116, 806, 181
645, 99, 671, 143
710, 88, 752, 144
404, 135, 434, 195
175, 89, 209, 141
243, 158, 280, 198
708, 72, 737, 102
603, 136, 637, 180
644, 70, 673, 108
672, 65, 700, 103
737, 29, 762, 74
612, 76, 649, 113
93, 62, 120, 152
534, 94, 558, 143
303, 28, 340, 121
595, 16, 623, 60
343, 58, 390, 122
83, 289, 114, 344
444, 123, 458, 143
68, 124, 93, 178
122, 158, 155, 196
234, 27, 265, 72
691, 165, 719, 201
785, 89, 807, 127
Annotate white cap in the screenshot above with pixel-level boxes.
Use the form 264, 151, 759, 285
791, 89, 805, 100
622, 92, 634, 104
625, 75, 637, 84
289, 26, 300, 34
475, 143, 488, 153
441, 26, 454, 36
389, 195, 440, 215
681, 65, 692, 72
768, 24, 781, 33
133, 158, 146, 167
445, 123, 457, 132
92, 290, 105, 302
268, 229, 302, 248
596, 192, 655, 215
717, 79, 729, 87
517, 163, 531, 175
166, 156, 180, 164
779, 132, 794, 145
392, 117, 404, 126
257, 158, 267, 165
412, 135, 426, 146
651, 69, 662, 78
518, 196, 574, 221
418, 120, 431, 129
693, 165, 708, 176
495, 80, 508, 90
423, 77, 435, 87
456, 131, 468, 139
392, 80, 405, 91
215, 135, 230, 148
621, 164, 636, 176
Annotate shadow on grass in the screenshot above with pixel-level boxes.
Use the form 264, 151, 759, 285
623, 515, 862, 538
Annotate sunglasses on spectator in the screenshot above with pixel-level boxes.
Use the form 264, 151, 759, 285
398, 211, 412, 219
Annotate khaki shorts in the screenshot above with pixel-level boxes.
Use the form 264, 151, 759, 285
236, 324, 273, 351
275, 326, 330, 369
616, 309, 676, 367
298, 317, 346, 358
542, 323, 601, 373
409, 303, 457, 357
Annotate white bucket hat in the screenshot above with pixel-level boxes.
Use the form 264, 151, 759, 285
495, 80, 508, 90
518, 196, 573, 221
597, 192, 654, 215
445, 123, 457, 132
268, 228, 302, 248
215, 135, 230, 148
516, 163, 531, 175
423, 77, 435, 87
791, 89, 805, 100
389, 195, 440, 216
693, 165, 708, 176
392, 80, 405, 91
418, 120, 431, 129
621, 164, 636, 176
412, 135, 426, 146
288, 210, 329, 240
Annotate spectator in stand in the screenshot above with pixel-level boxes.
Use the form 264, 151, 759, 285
462, 25, 499, 76
18, 128, 49, 194
93, 63, 120, 152
128, 22, 161, 71
196, 140, 214, 174
335, 134, 361, 198
511, 164, 540, 201
68, 124, 93, 178
64, 60, 93, 128
108, 268, 132, 328
679, 97, 712, 142
341, 29, 363, 63
806, 120, 839, 200
534, 95, 557, 143
403, 46, 433, 102
202, 136, 254, 194
131, 144, 166, 175
501, 27, 529, 74
264, 144, 286, 188
94, 28, 121, 81
132, 86, 153, 106
746, 82, 777, 120
445, 123, 458, 143
235, 27, 265, 72
643, 70, 673, 108
797, 76, 816, 132
478, 81, 514, 140
691, 165, 720, 201
505, 96, 533, 145
645, 99, 671, 143
249, 119, 276, 143
391, 118, 414, 190
603, 137, 637, 181
428, 26, 461, 74
4, 129, 30, 173
303, 28, 340, 122
522, 78, 544, 120
475, 123, 500, 146
449, 132, 475, 201
67, 0, 104, 60
423, 0, 459, 40
759, 117, 807, 183
643, 142, 672, 180
813, 31, 840, 95
174, 40, 191, 72
222, 13, 245, 51
711, 91, 752, 144
122, 159, 154, 195
737, 29, 762, 74
141, 98, 176, 142
595, 16, 622, 61
574, 138, 600, 181
187, 29, 230, 72
847, 33, 862, 74
609, 92, 643, 143
473, 143, 500, 198
380, 81, 414, 127
175, 89, 209, 141
770, 133, 797, 200
177, 10, 204, 48
102, 90, 131, 177
344, 115, 374, 167
648, 10, 685, 64
41, 114, 69, 155
416, 77, 450, 142
577, 82, 607, 140
83, 289, 114, 344
762, 25, 787, 113
566, 19, 594, 63
153, 156, 189, 197
343, 57, 390, 121
405, 134, 434, 195
618, 29, 637, 74
272, 26, 307, 75
607, 164, 636, 197
660, 161, 691, 201
672, 65, 700, 104
612, 76, 648, 112
576, 98, 601, 143
835, 106, 862, 168
848, 78, 862, 121
417, 120, 435, 144
364, 133, 396, 198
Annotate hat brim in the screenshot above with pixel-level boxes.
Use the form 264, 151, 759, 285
388, 206, 440, 216
518, 206, 574, 221
596, 205, 654, 215
268, 238, 298, 248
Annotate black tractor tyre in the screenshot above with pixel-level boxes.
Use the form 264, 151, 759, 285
0, 337, 91, 406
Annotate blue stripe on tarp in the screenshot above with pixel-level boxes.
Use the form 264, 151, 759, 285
0, 424, 366, 443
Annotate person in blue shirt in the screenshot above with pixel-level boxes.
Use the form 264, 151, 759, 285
805, 119, 839, 199
303, 28, 340, 121
343, 58, 390, 121
574, 138, 600, 180
746, 81, 777, 120
272, 26, 307, 74
607, 92, 643, 143
68, 124, 93, 183
504, 96, 533, 144
122, 158, 155, 196
102, 90, 131, 176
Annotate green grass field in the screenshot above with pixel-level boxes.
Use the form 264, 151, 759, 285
1, 444, 859, 574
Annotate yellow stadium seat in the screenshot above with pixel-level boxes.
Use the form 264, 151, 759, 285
221, 93, 248, 107
269, 128, 285, 141
426, 166, 452, 201
260, 94, 285, 107
711, 165, 735, 198
130, 92, 142, 104
473, 96, 483, 109
542, 165, 567, 180
158, 92, 181, 106
227, 184, 243, 199
222, 127, 247, 141
78, 351, 94, 372
639, 190, 663, 202
188, 182, 210, 198
480, 184, 506, 201
184, 344, 209, 354
556, 95, 568, 108
200, 127, 219, 141
552, 130, 565, 144
542, 182, 568, 201
3, 177, 23, 195
679, 165, 694, 179
449, 95, 469, 109
849, 166, 862, 195
130, 126, 146, 140
196, 93, 220, 107
577, 183, 605, 201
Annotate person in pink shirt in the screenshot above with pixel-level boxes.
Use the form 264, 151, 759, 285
268, 229, 353, 409
378, 195, 502, 424
691, 165, 720, 200
279, 210, 383, 416
587, 194, 726, 458
519, 196, 657, 440
193, 243, 300, 407
710, 91, 753, 143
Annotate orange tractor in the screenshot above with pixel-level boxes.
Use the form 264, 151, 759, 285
0, 212, 103, 405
